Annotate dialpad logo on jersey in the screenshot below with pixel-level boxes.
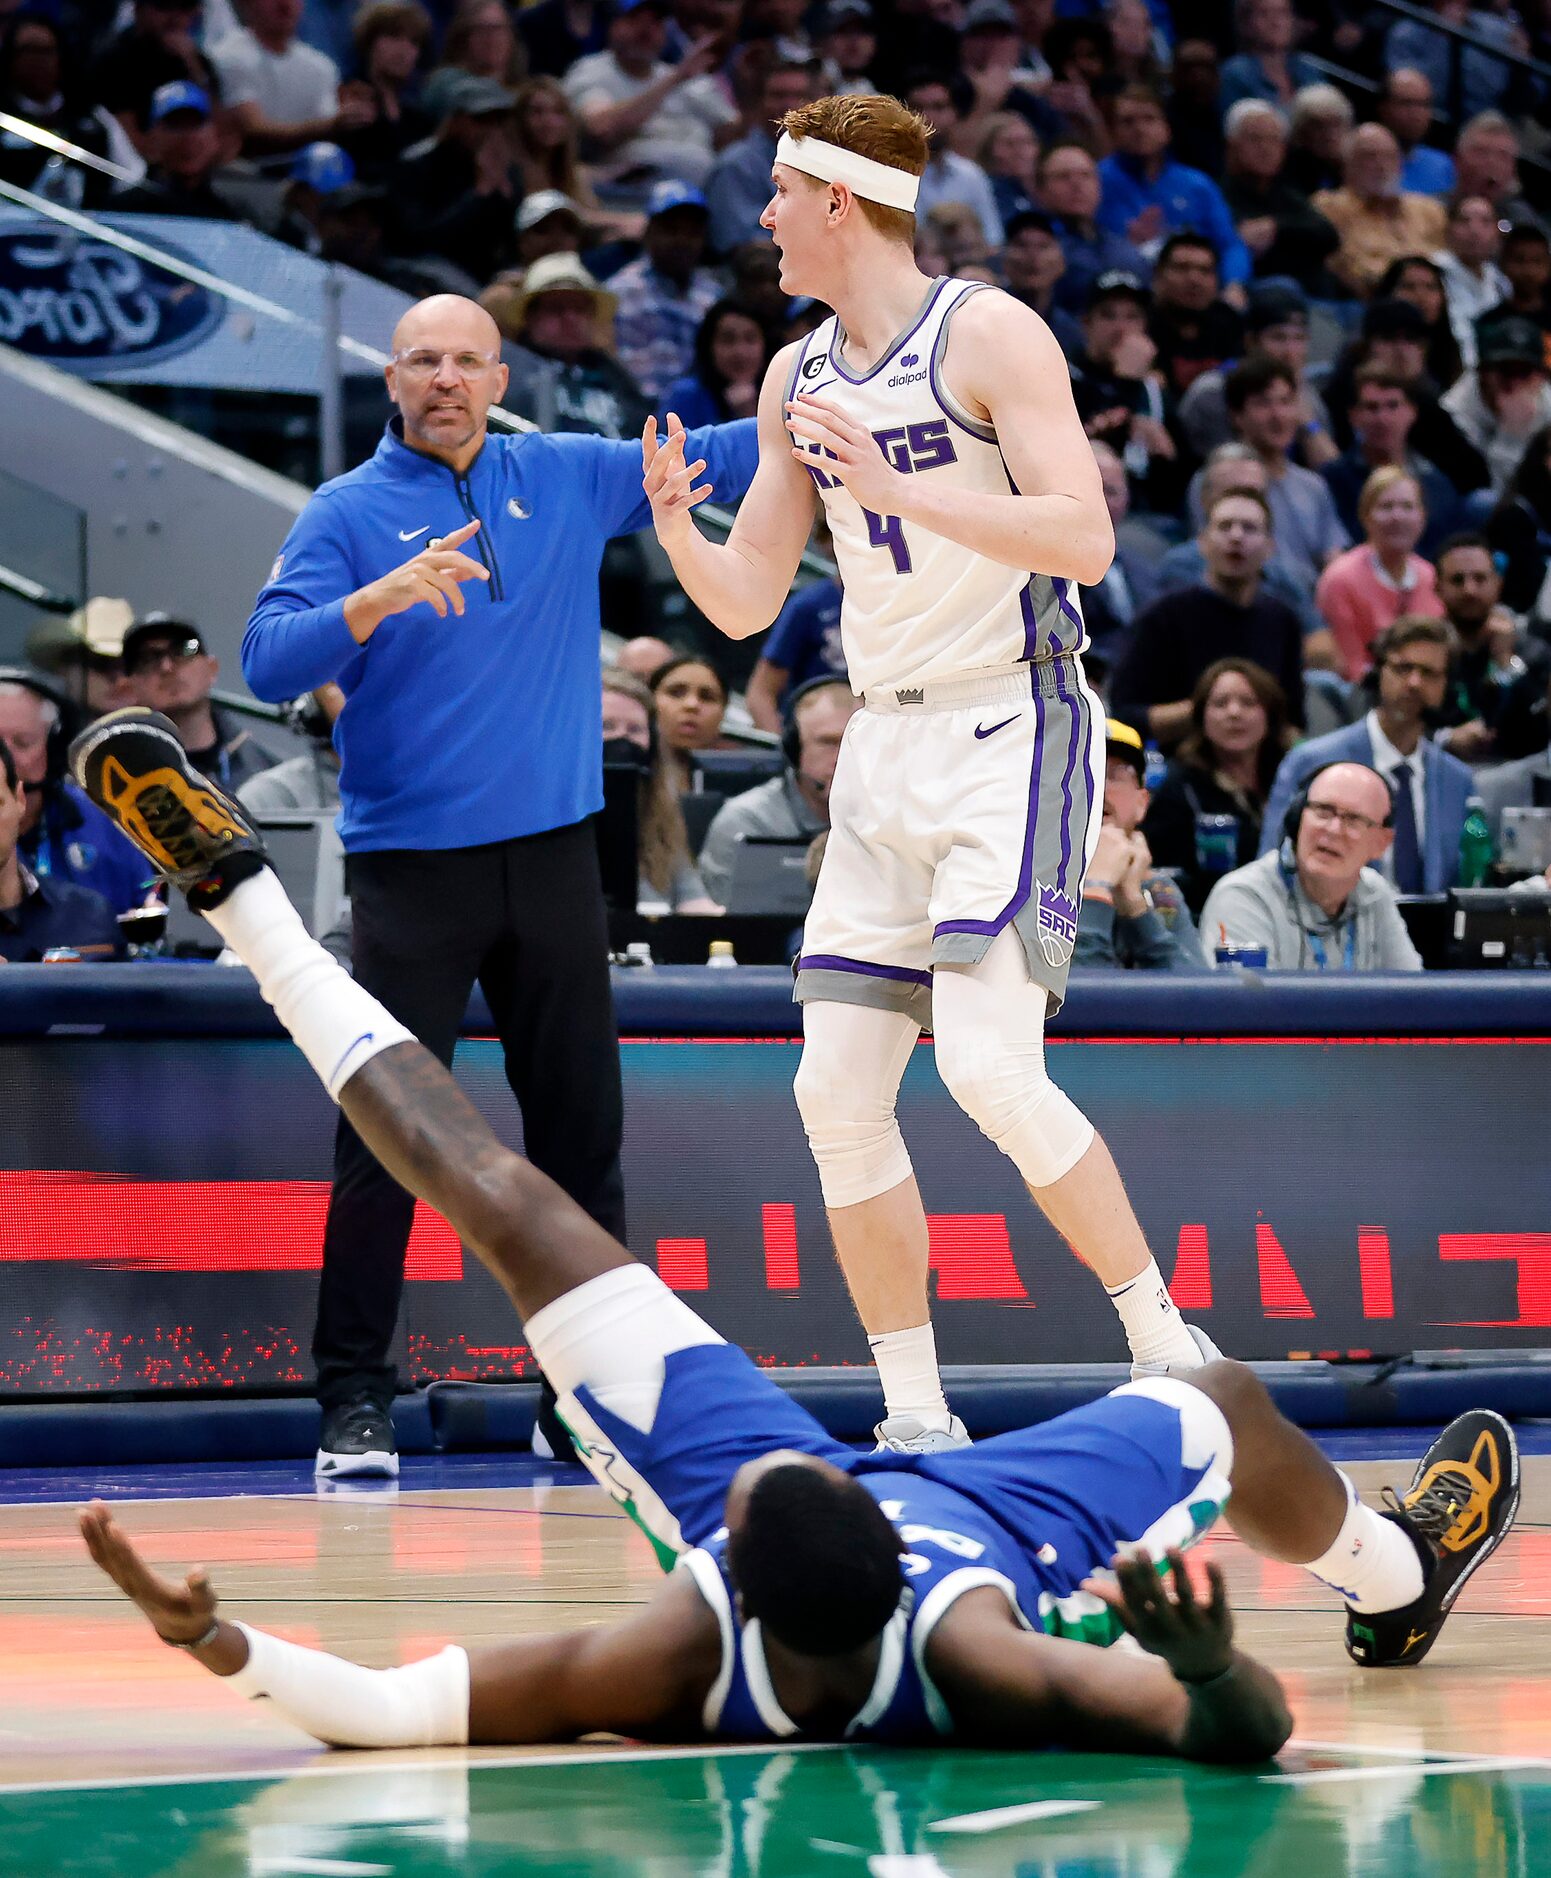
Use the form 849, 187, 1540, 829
1034, 881, 1080, 967
887, 350, 927, 388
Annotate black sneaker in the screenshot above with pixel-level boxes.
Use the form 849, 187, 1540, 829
1346, 1409, 1519, 1668
316, 1397, 400, 1480
68, 707, 266, 911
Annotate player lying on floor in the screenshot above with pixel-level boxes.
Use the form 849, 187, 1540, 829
76, 709, 1520, 1762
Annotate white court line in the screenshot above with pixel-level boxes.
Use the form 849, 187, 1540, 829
928, 1799, 1100, 1834
0, 1738, 843, 1799
1264, 1757, 1546, 1788
1290, 1737, 1551, 1770
250, 1860, 393, 1877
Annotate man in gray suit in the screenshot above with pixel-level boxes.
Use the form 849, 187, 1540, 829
1260, 617, 1473, 895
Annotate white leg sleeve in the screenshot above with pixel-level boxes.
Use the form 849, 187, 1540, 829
792, 1000, 919, 1209
932, 929, 1094, 1189
199, 870, 415, 1101
226, 1622, 470, 1747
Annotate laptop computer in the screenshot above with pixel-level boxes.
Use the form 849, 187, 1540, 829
723, 834, 815, 917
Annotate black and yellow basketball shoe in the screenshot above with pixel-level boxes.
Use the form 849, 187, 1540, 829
1346, 1409, 1520, 1668
69, 707, 267, 911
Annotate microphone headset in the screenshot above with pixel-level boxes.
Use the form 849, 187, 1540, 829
0, 666, 75, 786
781, 675, 852, 797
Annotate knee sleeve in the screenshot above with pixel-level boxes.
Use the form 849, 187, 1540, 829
229, 1623, 469, 1747
933, 930, 1095, 1189
793, 1001, 919, 1209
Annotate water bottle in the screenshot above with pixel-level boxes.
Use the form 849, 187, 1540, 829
1459, 796, 1493, 888
1143, 741, 1168, 792
35, 156, 85, 210
707, 938, 738, 968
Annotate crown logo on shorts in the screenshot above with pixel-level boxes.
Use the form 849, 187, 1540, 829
1034, 880, 1080, 968
899, 353, 919, 368
895, 686, 924, 706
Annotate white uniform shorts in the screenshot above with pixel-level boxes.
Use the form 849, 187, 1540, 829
796, 655, 1102, 1024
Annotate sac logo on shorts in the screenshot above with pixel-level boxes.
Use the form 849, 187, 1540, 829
1034, 881, 1079, 967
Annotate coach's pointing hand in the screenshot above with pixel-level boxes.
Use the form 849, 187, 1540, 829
343, 519, 490, 643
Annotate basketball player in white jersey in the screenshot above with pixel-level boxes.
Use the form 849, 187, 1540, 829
642, 94, 1216, 1451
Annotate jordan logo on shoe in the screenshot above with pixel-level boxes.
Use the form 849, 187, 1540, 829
974, 716, 1018, 740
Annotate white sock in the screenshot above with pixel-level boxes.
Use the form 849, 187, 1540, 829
228, 1622, 469, 1746
1304, 1475, 1427, 1613
200, 869, 414, 1101
868, 1322, 950, 1426
1106, 1258, 1201, 1368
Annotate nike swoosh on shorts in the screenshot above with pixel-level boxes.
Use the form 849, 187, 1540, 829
973, 716, 1019, 740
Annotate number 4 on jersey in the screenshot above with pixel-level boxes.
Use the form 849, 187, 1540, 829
863, 506, 912, 575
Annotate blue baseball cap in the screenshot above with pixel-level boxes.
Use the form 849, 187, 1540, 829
290, 141, 357, 194
149, 80, 212, 124
646, 179, 708, 219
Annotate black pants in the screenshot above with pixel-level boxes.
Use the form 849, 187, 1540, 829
314, 820, 626, 1410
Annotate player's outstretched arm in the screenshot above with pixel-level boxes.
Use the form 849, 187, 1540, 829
787, 293, 1114, 586
927, 1560, 1292, 1765
642, 343, 817, 641
81, 1501, 721, 1748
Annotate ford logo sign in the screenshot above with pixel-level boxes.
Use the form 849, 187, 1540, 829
0, 225, 223, 372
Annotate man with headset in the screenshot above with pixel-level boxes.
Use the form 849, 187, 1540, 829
0, 668, 151, 914
1202, 760, 1423, 971
696, 677, 859, 909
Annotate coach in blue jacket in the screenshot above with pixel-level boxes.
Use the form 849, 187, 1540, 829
244, 293, 758, 1476
1259, 615, 1473, 895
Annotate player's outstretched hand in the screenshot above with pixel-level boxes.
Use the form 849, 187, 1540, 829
784, 394, 904, 515
642, 411, 712, 546
79, 1499, 220, 1646
1081, 1548, 1234, 1685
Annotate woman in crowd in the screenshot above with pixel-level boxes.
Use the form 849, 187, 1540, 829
1316, 466, 1445, 679
660, 300, 774, 429
421, 0, 527, 117
602, 670, 721, 913
337, 0, 435, 179
976, 110, 1040, 228
1374, 255, 1465, 394
510, 74, 641, 242
650, 655, 734, 792
1143, 659, 1295, 915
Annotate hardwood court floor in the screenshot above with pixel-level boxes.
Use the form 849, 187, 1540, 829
2, 1452, 1550, 1876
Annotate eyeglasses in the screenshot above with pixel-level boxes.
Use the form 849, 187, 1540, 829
1304, 800, 1383, 836
393, 350, 501, 382
126, 636, 203, 675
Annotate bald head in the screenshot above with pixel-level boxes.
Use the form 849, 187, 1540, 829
389, 294, 502, 359
386, 295, 508, 471
1296, 760, 1395, 909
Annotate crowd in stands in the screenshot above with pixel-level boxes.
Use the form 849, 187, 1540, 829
5, 0, 1551, 966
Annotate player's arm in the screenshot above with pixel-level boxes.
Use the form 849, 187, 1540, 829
642, 344, 818, 641
927, 1554, 1292, 1764
783, 293, 1114, 585
80, 1500, 721, 1748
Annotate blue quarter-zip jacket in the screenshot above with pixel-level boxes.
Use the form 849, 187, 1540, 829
243, 417, 759, 851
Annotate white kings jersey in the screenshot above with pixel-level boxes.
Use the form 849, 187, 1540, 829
787, 276, 1087, 696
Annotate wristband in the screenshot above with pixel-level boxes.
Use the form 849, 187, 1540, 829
161, 1619, 221, 1652
1178, 1657, 1239, 1690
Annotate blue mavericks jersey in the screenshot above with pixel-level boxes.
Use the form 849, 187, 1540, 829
679, 1472, 1040, 1746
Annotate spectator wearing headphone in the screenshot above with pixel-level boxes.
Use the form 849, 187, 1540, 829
0, 669, 151, 914
0, 736, 123, 962
696, 677, 858, 908
1202, 759, 1423, 970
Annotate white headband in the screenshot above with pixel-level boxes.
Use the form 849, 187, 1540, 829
774, 132, 920, 213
